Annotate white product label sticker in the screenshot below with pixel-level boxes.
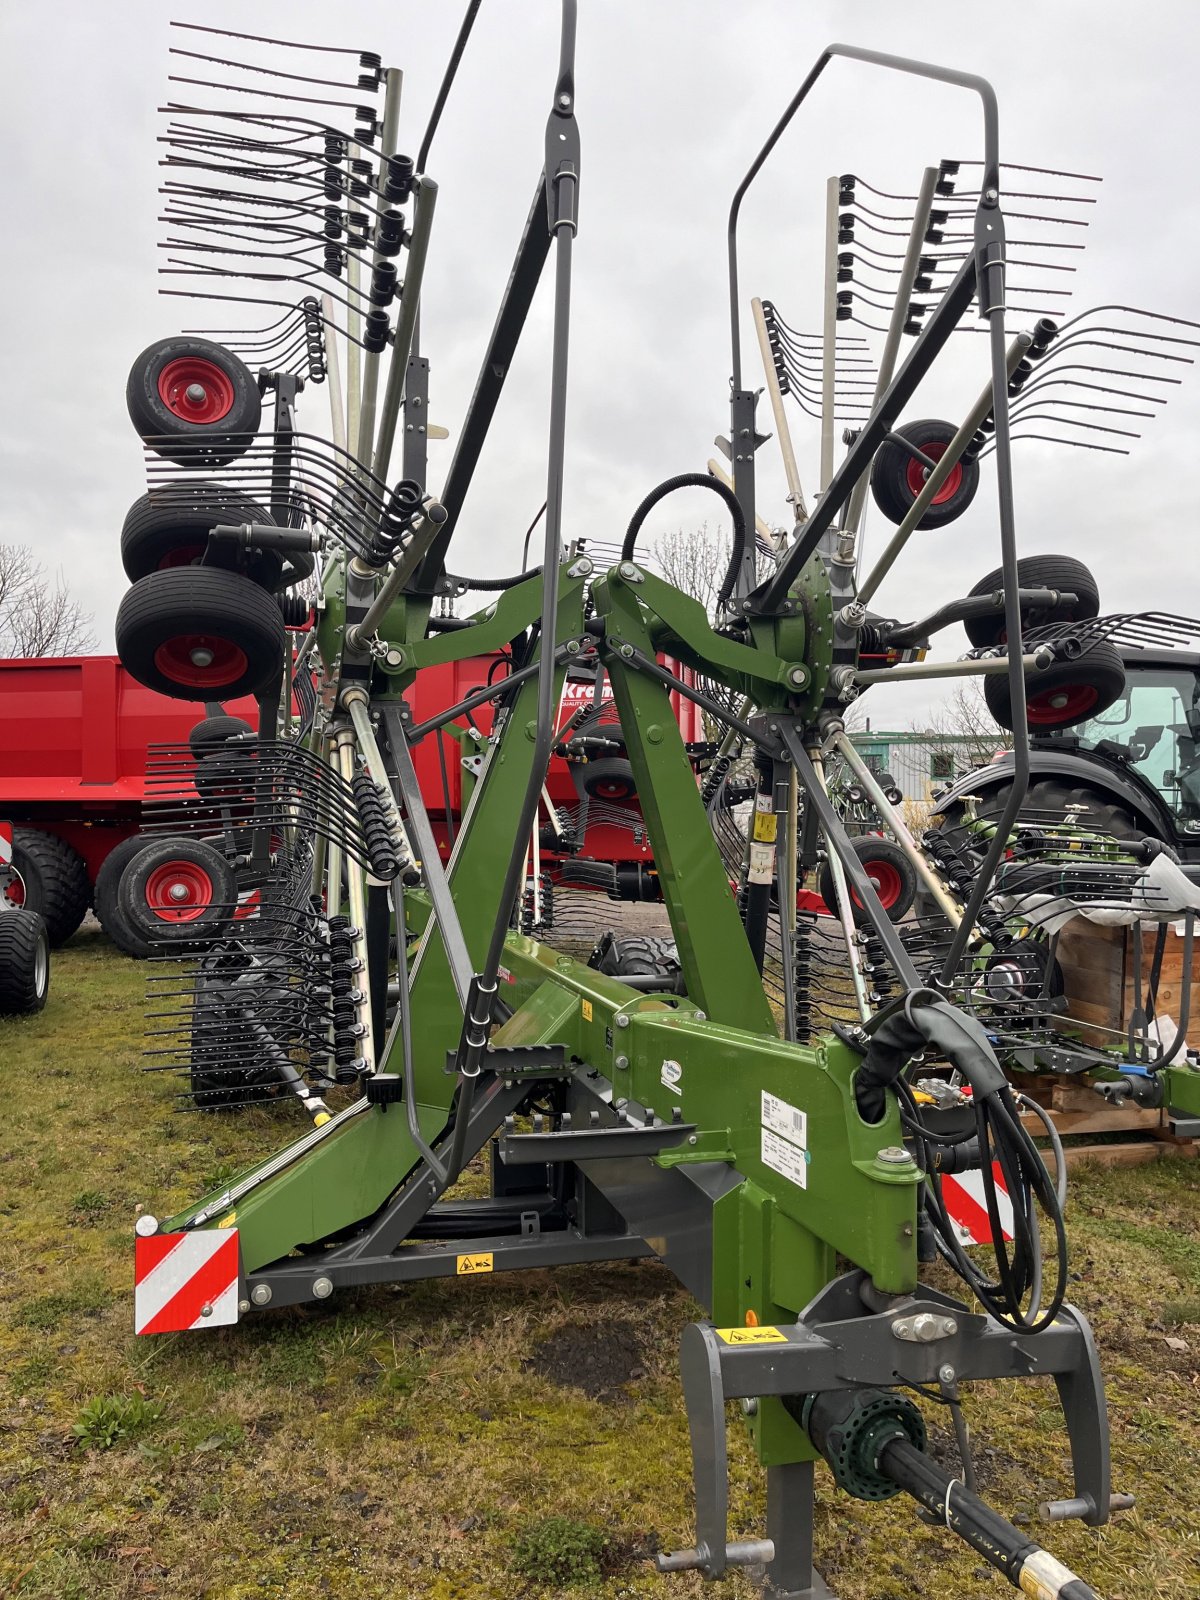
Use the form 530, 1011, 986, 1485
761, 1090, 807, 1150
748, 841, 774, 884
660, 1059, 683, 1095
762, 1127, 809, 1188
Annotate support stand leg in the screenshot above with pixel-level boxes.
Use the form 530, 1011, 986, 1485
764, 1462, 838, 1600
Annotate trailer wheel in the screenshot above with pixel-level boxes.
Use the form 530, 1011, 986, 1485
964, 554, 1100, 649
121, 486, 282, 589
819, 837, 916, 925
189, 714, 255, 758
983, 642, 1124, 733
869, 419, 979, 530
126, 337, 261, 468
116, 567, 287, 702
2, 829, 90, 946
0, 909, 50, 1015
117, 837, 237, 953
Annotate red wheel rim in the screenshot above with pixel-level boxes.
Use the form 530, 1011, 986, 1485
3, 876, 24, 907
595, 780, 632, 800
158, 543, 205, 570
144, 860, 216, 923
904, 441, 962, 506
157, 357, 235, 424
1026, 681, 1099, 727
852, 858, 903, 910
153, 634, 248, 689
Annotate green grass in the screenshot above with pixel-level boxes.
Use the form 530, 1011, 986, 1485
1, 928, 1199, 1597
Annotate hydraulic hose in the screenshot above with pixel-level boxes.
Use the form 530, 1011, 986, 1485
621, 472, 747, 607
444, 564, 544, 592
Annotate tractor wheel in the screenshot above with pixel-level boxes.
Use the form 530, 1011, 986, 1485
116, 566, 287, 702
3, 828, 90, 946
121, 486, 282, 589
126, 337, 261, 469
94, 834, 160, 959
188, 714, 255, 759
580, 756, 637, 802
116, 837, 237, 955
0, 909, 50, 1015
964, 554, 1100, 649
983, 642, 1124, 733
869, 418, 980, 530
819, 836, 917, 925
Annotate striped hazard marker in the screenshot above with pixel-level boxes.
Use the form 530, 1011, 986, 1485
0, 822, 12, 865
940, 1163, 1014, 1248
134, 1228, 240, 1335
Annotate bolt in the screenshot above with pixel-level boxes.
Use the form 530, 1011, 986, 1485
185, 382, 207, 405
238, 1299, 251, 1315
876, 1145, 911, 1165
134, 1214, 159, 1238
200, 1302, 213, 1318
938, 1364, 957, 1385
741, 1397, 759, 1417
558, 92, 572, 108
984, 187, 999, 201
614, 1054, 629, 1070
619, 643, 634, 658
250, 1283, 273, 1306
688, 1135, 698, 1146
619, 562, 637, 579
312, 1276, 333, 1300
616, 1013, 630, 1029
787, 666, 807, 687
693, 1011, 706, 1022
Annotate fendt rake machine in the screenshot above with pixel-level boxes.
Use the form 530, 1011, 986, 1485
117, 13, 1145, 1597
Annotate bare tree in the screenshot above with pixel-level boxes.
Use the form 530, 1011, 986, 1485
0, 544, 98, 658
917, 681, 1012, 771
650, 521, 732, 619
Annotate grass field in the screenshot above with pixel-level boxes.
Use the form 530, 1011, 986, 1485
2, 929, 1200, 1599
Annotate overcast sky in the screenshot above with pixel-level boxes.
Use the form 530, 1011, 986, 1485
2, 0, 1198, 730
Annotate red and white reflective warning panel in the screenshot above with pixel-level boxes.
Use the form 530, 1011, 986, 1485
0, 822, 13, 865
134, 1229, 240, 1335
940, 1162, 1014, 1247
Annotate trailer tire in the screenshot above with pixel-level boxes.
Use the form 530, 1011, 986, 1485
869, 418, 979, 529
121, 486, 281, 589
964, 554, 1100, 649
3, 829, 90, 946
126, 336, 261, 469
189, 714, 255, 758
983, 642, 1125, 732
0, 909, 50, 1015
819, 837, 917, 925
116, 567, 287, 702
117, 837, 237, 954
579, 756, 637, 802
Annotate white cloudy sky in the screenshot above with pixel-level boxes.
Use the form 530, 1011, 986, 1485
2, 0, 1198, 731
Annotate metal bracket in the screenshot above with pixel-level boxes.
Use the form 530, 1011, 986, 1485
444, 1043, 569, 1077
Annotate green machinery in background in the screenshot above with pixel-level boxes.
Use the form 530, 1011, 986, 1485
115, 10, 1150, 1597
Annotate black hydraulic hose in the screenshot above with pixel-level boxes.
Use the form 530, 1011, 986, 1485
878, 1436, 1099, 1598
620, 472, 747, 607
417, 0, 483, 173
444, 564, 543, 591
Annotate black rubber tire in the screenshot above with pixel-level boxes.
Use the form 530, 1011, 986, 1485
116, 566, 287, 703
981, 941, 1065, 1005
983, 641, 1125, 733
0, 909, 50, 1015
580, 756, 637, 802
116, 837, 238, 954
121, 486, 281, 589
93, 834, 160, 959
126, 336, 261, 469
189, 714, 255, 759
869, 419, 980, 530
964, 554, 1101, 649
3, 828, 90, 946
819, 836, 917, 925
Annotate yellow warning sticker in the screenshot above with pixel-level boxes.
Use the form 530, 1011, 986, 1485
715, 1326, 787, 1345
581, 999, 593, 1022
456, 1252, 494, 1275
752, 798, 777, 843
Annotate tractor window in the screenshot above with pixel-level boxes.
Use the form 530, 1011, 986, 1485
1072, 665, 1200, 824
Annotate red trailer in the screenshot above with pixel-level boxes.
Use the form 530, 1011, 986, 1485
0, 652, 703, 953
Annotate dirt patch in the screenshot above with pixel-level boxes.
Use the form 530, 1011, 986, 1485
525, 1316, 647, 1401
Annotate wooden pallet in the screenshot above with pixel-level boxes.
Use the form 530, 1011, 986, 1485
1017, 1077, 1198, 1169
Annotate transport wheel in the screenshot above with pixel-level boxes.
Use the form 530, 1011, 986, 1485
121, 486, 282, 589
126, 337, 261, 468
819, 836, 917, 925
116, 567, 287, 702
983, 642, 1125, 733
869, 418, 980, 530
2, 828, 90, 946
94, 834, 161, 959
964, 554, 1100, 649
981, 941, 1064, 1005
580, 756, 637, 801
189, 714, 255, 759
0, 909, 50, 1015
116, 837, 237, 954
